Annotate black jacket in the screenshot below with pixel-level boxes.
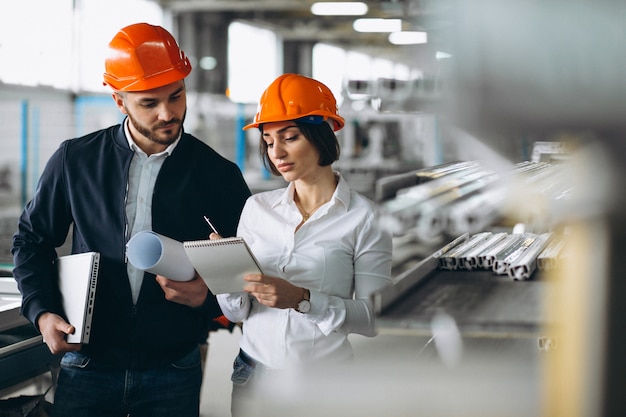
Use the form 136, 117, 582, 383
12, 122, 251, 369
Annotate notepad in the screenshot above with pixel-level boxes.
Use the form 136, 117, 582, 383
184, 237, 263, 294
55, 252, 100, 344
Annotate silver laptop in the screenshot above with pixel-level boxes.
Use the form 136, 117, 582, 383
56, 252, 100, 343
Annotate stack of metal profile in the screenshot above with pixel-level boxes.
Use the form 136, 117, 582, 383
378, 160, 574, 242
372, 232, 551, 338
438, 231, 563, 280
379, 161, 499, 239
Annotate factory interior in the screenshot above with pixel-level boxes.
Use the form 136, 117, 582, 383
1, 1, 626, 416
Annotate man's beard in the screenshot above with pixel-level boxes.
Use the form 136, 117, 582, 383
128, 109, 186, 146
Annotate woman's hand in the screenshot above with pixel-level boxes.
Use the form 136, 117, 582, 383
243, 273, 306, 310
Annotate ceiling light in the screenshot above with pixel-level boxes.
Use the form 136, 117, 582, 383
388, 31, 428, 45
353, 18, 402, 33
311, 2, 368, 16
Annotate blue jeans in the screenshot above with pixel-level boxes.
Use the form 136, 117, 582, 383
52, 347, 202, 417
230, 350, 260, 417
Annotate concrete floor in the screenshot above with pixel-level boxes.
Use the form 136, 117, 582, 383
200, 328, 432, 417
200, 327, 541, 417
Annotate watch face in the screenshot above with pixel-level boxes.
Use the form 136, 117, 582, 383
297, 299, 311, 313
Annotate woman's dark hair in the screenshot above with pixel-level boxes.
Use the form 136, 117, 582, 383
259, 121, 341, 176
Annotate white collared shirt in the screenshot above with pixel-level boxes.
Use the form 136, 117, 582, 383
218, 173, 392, 368
124, 120, 180, 303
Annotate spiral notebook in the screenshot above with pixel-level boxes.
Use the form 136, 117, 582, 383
183, 237, 263, 294
55, 252, 100, 344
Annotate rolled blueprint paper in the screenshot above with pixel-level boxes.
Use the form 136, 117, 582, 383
126, 231, 195, 281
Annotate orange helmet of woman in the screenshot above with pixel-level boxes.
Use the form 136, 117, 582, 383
244, 73, 345, 131
103, 23, 192, 92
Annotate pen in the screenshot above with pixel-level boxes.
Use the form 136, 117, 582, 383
203, 216, 220, 235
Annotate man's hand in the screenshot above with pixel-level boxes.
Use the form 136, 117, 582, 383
155, 271, 209, 307
37, 312, 82, 354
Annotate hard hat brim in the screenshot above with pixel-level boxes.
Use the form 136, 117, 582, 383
243, 113, 345, 131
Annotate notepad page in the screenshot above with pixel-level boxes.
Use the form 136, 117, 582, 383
183, 237, 262, 294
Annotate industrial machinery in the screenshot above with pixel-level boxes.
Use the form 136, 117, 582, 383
0, 275, 61, 395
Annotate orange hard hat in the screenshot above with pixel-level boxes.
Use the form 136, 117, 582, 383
244, 73, 345, 131
103, 23, 192, 92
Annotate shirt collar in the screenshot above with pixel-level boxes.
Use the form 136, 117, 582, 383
123, 117, 180, 156
334, 173, 352, 209
277, 172, 351, 212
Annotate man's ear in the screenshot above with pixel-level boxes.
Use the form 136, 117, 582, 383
112, 93, 128, 115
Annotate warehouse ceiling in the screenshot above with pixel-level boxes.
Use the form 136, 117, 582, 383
150, 0, 455, 64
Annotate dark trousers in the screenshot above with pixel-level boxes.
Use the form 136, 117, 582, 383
52, 347, 202, 417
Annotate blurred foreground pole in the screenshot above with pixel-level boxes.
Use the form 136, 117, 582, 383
445, 1, 626, 415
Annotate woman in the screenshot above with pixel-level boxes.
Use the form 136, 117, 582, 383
217, 73, 392, 416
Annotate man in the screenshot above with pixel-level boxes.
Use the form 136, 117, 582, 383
11, 23, 251, 417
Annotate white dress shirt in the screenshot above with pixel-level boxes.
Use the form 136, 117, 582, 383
218, 173, 392, 369
124, 120, 180, 303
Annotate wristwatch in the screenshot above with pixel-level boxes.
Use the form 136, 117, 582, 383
296, 289, 311, 313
